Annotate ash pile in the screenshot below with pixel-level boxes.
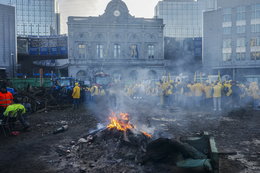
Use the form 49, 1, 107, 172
54, 113, 218, 173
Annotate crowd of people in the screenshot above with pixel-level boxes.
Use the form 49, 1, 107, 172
1, 75, 259, 135
70, 75, 260, 112
123, 79, 260, 111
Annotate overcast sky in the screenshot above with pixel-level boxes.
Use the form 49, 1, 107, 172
57, 0, 160, 34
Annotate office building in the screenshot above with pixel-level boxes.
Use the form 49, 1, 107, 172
0, 4, 16, 77
0, 0, 59, 36
155, 0, 217, 38
203, 0, 260, 81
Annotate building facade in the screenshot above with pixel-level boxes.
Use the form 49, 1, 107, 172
0, 4, 16, 77
155, 0, 217, 38
203, 0, 260, 81
0, 0, 59, 36
68, 0, 165, 81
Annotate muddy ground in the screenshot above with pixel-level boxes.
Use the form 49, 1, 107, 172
0, 101, 259, 173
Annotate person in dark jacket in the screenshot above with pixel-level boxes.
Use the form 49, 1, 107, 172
231, 81, 241, 108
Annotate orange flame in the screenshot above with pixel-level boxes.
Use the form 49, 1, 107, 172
119, 113, 129, 121
107, 112, 133, 131
107, 112, 152, 138
141, 131, 152, 138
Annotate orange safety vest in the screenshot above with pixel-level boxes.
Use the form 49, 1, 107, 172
0, 91, 13, 108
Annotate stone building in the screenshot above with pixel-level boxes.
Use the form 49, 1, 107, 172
68, 0, 165, 81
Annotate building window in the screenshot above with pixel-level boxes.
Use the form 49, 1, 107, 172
236, 52, 246, 61
251, 52, 260, 60
223, 8, 232, 22
237, 26, 246, 34
237, 6, 246, 21
251, 24, 260, 33
114, 44, 120, 58
223, 27, 231, 35
223, 39, 232, 48
130, 45, 138, 58
78, 44, 86, 58
148, 45, 155, 59
250, 37, 260, 47
96, 44, 103, 58
251, 4, 260, 19
237, 38, 245, 47
223, 53, 232, 61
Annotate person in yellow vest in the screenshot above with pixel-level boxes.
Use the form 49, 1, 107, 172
99, 86, 106, 96
156, 80, 163, 106
193, 82, 203, 109
72, 83, 81, 110
213, 82, 223, 111
181, 82, 189, 108
223, 81, 232, 109
2, 98, 30, 130
203, 83, 212, 110
90, 85, 99, 103
90, 85, 99, 96
175, 81, 182, 106
184, 82, 193, 109
165, 82, 173, 107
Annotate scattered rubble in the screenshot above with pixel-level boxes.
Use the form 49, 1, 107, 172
16, 87, 72, 113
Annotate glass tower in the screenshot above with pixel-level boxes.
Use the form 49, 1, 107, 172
155, 0, 217, 38
0, 0, 58, 36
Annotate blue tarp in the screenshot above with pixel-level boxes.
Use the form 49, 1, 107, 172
50, 47, 58, 55
40, 47, 49, 55
60, 47, 68, 55
33, 73, 40, 76
29, 48, 39, 55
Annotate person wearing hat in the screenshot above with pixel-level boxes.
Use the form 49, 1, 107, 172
72, 83, 81, 110
0, 85, 14, 116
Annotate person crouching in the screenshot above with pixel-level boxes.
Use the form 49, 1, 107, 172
3, 98, 30, 131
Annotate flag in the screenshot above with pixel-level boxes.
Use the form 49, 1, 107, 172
218, 70, 221, 82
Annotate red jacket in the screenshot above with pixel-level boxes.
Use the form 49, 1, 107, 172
0, 91, 13, 108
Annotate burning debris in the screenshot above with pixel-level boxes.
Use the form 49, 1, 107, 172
106, 112, 152, 139
52, 113, 219, 173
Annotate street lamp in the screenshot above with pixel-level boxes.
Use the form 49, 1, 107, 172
11, 52, 15, 78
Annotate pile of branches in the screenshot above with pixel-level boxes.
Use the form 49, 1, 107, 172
16, 87, 72, 113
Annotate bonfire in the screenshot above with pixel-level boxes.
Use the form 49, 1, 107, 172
106, 112, 152, 140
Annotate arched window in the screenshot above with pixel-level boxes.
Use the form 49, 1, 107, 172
97, 44, 104, 58
114, 44, 120, 58
129, 70, 138, 81
76, 70, 87, 81
130, 45, 138, 58
148, 70, 157, 80
148, 45, 155, 59
78, 44, 86, 58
